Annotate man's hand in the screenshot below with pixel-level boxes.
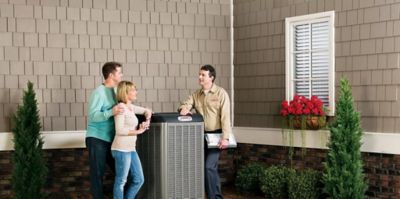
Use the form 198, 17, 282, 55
180, 108, 191, 115
218, 138, 229, 150
112, 103, 124, 116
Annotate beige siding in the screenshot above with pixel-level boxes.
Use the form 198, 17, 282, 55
234, 0, 400, 133
0, 0, 231, 132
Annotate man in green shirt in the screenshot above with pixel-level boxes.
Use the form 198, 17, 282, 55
86, 62, 124, 199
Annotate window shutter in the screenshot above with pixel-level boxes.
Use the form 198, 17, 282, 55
293, 20, 330, 106
294, 24, 310, 98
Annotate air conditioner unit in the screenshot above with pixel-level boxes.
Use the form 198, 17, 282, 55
136, 113, 204, 199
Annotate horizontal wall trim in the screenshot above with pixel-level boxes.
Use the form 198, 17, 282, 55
233, 127, 400, 155
0, 131, 86, 151
1, 128, 400, 154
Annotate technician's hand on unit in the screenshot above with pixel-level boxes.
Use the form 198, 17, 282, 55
180, 108, 191, 115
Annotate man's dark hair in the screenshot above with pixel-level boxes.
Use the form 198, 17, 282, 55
102, 62, 122, 79
200, 64, 216, 82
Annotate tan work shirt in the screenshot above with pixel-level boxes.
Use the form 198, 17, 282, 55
179, 84, 231, 139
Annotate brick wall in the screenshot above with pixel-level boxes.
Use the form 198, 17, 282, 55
1, 145, 399, 198
220, 143, 400, 198
0, 144, 400, 199
0, 0, 231, 132
234, 0, 400, 133
0, 148, 113, 199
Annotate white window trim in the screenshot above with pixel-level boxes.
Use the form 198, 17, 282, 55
285, 11, 335, 116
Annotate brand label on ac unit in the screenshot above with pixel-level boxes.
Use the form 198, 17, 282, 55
178, 116, 192, 122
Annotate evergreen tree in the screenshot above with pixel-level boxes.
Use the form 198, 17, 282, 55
11, 81, 48, 199
323, 78, 367, 199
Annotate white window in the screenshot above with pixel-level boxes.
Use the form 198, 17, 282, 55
285, 11, 335, 115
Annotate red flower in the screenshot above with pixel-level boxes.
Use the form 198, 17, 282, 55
311, 95, 318, 101
281, 101, 289, 109
288, 107, 294, 114
280, 95, 326, 117
300, 96, 307, 103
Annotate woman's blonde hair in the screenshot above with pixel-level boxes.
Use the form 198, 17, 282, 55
116, 81, 136, 103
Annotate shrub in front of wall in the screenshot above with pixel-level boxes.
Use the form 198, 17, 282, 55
235, 163, 265, 194
260, 165, 291, 199
11, 81, 48, 199
287, 169, 321, 199
323, 78, 367, 199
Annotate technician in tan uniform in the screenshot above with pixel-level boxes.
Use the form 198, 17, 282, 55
179, 64, 231, 199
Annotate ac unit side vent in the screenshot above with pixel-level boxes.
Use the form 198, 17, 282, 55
167, 124, 203, 199
137, 119, 204, 199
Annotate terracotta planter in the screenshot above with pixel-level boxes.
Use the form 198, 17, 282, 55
288, 116, 326, 130
306, 116, 326, 130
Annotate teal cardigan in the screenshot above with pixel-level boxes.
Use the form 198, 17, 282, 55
86, 85, 117, 142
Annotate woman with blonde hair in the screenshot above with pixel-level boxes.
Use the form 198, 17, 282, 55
111, 80, 152, 199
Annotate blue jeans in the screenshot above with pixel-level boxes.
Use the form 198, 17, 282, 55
112, 150, 144, 199
86, 137, 115, 199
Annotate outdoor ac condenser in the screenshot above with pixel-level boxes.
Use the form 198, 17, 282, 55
136, 113, 204, 199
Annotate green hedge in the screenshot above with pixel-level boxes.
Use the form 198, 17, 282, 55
236, 164, 322, 199
235, 163, 265, 194
260, 165, 289, 199
287, 169, 321, 199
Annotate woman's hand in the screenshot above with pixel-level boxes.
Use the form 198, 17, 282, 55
142, 120, 150, 129
137, 123, 148, 134
144, 109, 152, 121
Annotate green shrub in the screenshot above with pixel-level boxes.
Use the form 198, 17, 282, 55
287, 169, 321, 199
260, 166, 290, 199
235, 163, 265, 194
12, 82, 48, 199
323, 78, 367, 198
